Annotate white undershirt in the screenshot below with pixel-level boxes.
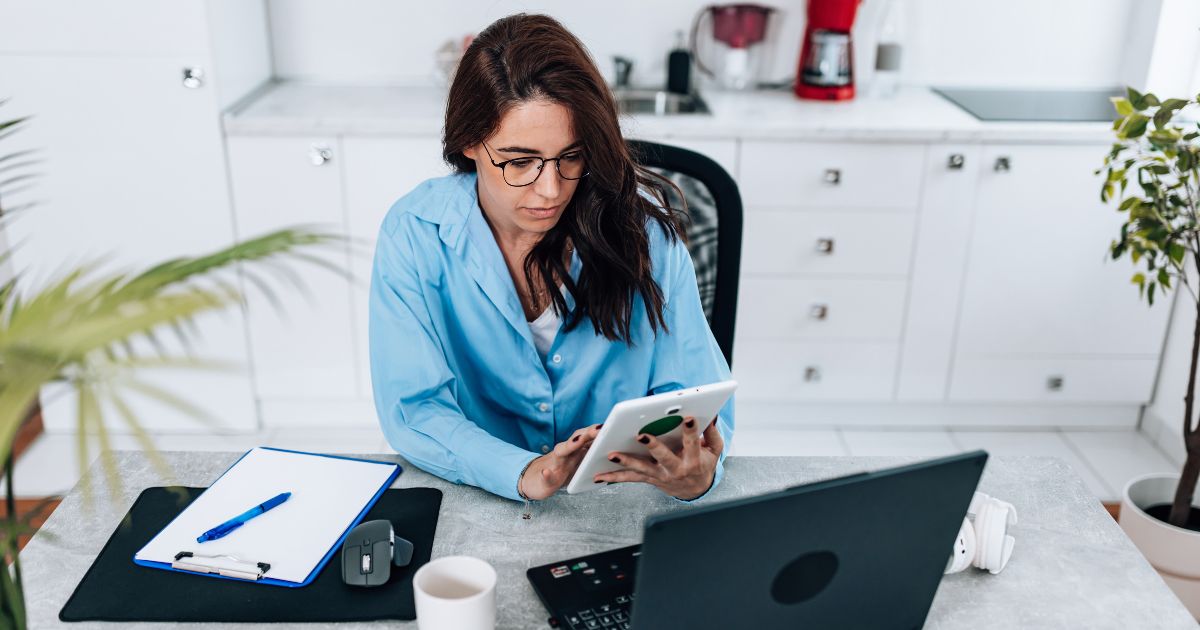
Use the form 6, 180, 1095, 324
528, 304, 561, 357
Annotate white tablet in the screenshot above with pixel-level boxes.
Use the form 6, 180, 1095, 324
565, 380, 737, 495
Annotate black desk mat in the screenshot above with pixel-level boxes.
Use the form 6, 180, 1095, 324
60, 486, 442, 622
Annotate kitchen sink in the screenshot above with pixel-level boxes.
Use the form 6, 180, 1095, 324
612, 89, 710, 116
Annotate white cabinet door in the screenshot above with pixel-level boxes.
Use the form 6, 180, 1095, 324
227, 136, 357, 408
0, 54, 255, 431
897, 145, 982, 401
955, 144, 1171, 357
342, 137, 450, 399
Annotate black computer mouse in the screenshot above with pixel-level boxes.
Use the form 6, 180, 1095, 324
341, 519, 415, 587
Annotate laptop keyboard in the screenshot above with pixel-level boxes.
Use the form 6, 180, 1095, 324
527, 545, 641, 630
559, 594, 633, 629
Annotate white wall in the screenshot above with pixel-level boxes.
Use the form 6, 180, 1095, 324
1140, 0, 1200, 97
267, 0, 1141, 90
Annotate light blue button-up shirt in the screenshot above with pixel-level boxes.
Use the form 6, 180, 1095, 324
368, 173, 734, 501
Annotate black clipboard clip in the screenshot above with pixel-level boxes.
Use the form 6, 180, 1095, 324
172, 551, 272, 581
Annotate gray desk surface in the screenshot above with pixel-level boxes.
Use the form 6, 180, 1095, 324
22, 451, 1196, 629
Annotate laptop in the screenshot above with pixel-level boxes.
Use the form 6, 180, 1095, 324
528, 451, 987, 629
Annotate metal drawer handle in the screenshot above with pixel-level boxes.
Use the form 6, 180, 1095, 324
815, 238, 835, 255
947, 153, 965, 170
810, 304, 829, 320
994, 156, 1011, 172
309, 144, 333, 166
182, 66, 205, 89
1046, 375, 1064, 392
804, 366, 822, 383
823, 168, 842, 185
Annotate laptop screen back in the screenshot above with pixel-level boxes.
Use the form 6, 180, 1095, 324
631, 451, 987, 629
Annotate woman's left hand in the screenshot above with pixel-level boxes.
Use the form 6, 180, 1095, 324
593, 415, 724, 500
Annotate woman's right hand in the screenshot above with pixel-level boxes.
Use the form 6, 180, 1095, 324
518, 424, 601, 500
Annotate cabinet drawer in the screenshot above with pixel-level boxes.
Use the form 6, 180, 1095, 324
742, 211, 914, 276
733, 342, 898, 401
736, 278, 907, 341
740, 141, 924, 208
948, 357, 1159, 403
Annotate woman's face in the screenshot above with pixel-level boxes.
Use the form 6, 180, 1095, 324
463, 99, 583, 240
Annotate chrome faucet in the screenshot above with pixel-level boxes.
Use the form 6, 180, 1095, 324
612, 56, 633, 89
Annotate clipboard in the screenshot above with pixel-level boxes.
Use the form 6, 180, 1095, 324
133, 447, 401, 587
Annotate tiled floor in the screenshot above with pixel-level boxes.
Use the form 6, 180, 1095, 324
8, 427, 1180, 503
728, 427, 1179, 502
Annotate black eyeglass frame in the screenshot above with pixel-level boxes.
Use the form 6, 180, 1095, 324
480, 141, 590, 187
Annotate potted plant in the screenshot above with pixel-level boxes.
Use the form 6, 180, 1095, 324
0, 106, 340, 628
1100, 87, 1200, 616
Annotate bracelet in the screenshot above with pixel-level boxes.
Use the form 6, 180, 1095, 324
517, 456, 537, 501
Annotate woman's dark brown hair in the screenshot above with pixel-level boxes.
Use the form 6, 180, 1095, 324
443, 13, 685, 344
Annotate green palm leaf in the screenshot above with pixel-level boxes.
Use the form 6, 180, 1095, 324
0, 100, 346, 628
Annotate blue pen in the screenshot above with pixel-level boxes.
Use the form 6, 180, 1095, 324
196, 492, 292, 543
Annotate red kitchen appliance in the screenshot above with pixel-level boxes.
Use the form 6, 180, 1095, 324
690, 4, 776, 91
795, 0, 860, 100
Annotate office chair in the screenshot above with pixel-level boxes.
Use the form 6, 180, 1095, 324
627, 140, 743, 367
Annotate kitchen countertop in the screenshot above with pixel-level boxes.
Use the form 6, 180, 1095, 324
223, 81, 1116, 144
23, 451, 1196, 628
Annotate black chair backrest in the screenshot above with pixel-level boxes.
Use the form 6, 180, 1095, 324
628, 140, 743, 367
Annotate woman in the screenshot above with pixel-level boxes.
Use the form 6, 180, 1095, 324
369, 14, 733, 502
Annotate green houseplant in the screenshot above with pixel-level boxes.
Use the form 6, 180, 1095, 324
1101, 87, 1200, 530
0, 106, 340, 628
1102, 87, 1200, 617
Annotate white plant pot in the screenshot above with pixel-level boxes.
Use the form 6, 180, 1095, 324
1119, 473, 1200, 619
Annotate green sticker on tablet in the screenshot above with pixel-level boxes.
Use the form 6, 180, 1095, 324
640, 415, 683, 436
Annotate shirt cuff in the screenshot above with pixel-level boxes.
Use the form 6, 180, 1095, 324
481, 445, 541, 502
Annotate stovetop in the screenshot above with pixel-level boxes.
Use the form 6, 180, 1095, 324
933, 87, 1123, 122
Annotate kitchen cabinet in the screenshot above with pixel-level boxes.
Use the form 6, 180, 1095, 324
227, 136, 358, 410
342, 137, 451, 400
949, 144, 1171, 402
216, 84, 1174, 429
736, 277, 907, 342
735, 341, 900, 401
0, 2, 270, 432
896, 145, 982, 401
739, 141, 925, 209
733, 140, 923, 406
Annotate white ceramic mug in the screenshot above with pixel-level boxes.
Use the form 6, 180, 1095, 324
413, 555, 497, 630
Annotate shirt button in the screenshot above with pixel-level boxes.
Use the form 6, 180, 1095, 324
541, 445, 551, 454
538, 402, 550, 412
552, 354, 562, 364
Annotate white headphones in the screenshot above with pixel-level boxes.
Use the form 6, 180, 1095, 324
944, 491, 1018, 575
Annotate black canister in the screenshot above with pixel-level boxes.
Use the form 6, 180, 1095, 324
666, 30, 692, 94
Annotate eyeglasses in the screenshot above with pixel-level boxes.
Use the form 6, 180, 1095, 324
481, 141, 589, 187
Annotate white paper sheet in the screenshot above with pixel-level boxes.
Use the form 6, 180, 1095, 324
135, 447, 398, 584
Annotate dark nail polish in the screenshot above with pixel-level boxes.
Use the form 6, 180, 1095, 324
572, 435, 580, 442
609, 455, 620, 463
685, 419, 695, 428
594, 479, 604, 484
638, 435, 650, 444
